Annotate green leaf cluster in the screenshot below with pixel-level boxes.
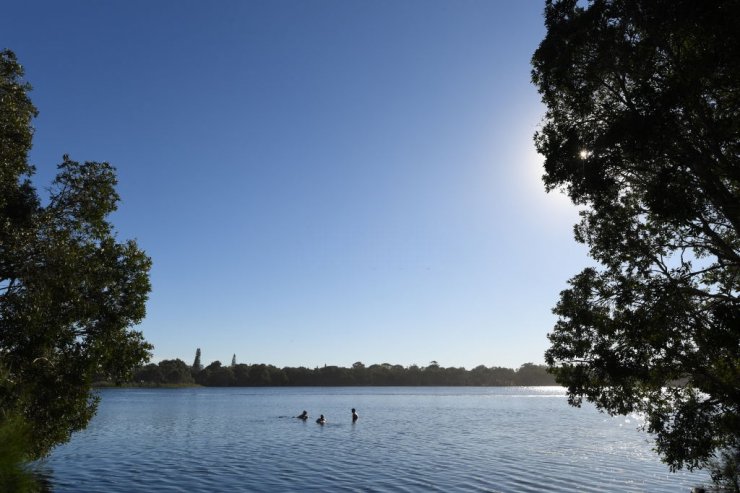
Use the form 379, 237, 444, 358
1, 49, 152, 459
0, 413, 38, 493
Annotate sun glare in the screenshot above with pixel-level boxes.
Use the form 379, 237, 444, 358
517, 139, 579, 221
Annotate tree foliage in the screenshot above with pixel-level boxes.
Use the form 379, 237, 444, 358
0, 49, 152, 459
532, 0, 739, 477
192, 347, 202, 373
0, 415, 37, 493
134, 357, 554, 387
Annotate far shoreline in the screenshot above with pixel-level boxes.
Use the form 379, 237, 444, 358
93, 382, 562, 389
125, 360, 557, 387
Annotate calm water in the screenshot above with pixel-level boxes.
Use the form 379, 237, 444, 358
38, 387, 709, 492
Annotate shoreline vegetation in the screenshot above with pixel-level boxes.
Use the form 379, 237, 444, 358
95, 358, 557, 388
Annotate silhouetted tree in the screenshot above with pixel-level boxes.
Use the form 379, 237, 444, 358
421, 362, 441, 386
198, 361, 234, 386
469, 365, 490, 386
158, 359, 194, 385
532, 0, 739, 481
192, 348, 202, 373
514, 363, 556, 386
350, 361, 367, 385
405, 364, 423, 385
134, 364, 163, 384
448, 367, 470, 385
232, 364, 250, 386
282, 366, 313, 386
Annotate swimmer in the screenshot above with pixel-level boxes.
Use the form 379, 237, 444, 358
316, 414, 326, 424
351, 408, 359, 422
296, 410, 308, 420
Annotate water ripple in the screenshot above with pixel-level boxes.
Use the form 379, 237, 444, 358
39, 387, 709, 492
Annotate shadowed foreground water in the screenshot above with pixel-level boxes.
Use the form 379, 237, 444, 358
38, 387, 709, 492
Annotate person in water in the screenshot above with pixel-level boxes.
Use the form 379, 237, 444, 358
296, 410, 308, 420
351, 408, 359, 422
316, 414, 326, 424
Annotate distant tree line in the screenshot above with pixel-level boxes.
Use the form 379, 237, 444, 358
124, 351, 556, 387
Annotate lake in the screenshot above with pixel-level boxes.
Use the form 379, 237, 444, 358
38, 387, 709, 492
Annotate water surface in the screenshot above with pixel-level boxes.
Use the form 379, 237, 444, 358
40, 387, 709, 492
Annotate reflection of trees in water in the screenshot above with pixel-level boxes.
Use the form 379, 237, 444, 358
27, 467, 54, 493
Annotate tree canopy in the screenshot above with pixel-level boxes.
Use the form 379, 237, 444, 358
128, 357, 555, 387
532, 0, 739, 480
0, 49, 152, 459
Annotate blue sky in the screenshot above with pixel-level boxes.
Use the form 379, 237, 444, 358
4, 1, 590, 369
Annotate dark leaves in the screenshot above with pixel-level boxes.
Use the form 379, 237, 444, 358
533, 0, 740, 476
1, 51, 152, 459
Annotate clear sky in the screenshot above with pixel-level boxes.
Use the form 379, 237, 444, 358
3, 0, 590, 370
